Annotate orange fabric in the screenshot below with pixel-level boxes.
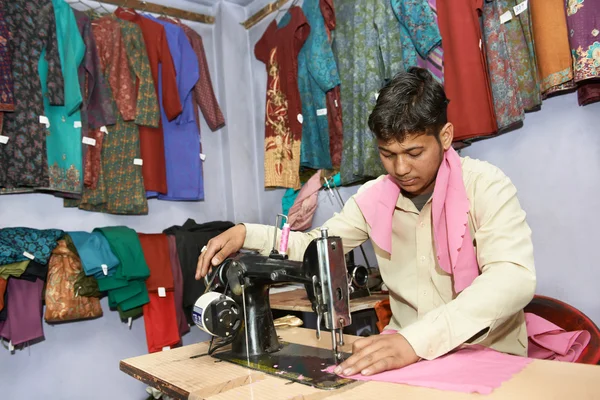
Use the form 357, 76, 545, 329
138, 233, 174, 292
374, 299, 392, 333
114, 8, 182, 194
0, 277, 7, 311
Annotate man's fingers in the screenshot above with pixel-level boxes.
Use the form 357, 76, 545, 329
360, 356, 399, 376
211, 241, 236, 267
196, 240, 219, 280
334, 338, 385, 375
351, 336, 375, 353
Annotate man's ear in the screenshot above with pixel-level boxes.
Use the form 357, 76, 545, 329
439, 123, 454, 150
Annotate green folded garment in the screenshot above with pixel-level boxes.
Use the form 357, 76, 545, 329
0, 261, 29, 280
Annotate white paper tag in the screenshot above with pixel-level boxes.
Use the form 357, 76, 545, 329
133, 158, 143, 166
101, 264, 108, 275
297, 114, 303, 124
316, 108, 327, 116
513, 0, 528, 15
39, 115, 50, 127
199, 153, 206, 161
162, 346, 170, 351
374, 92, 380, 101
0, 135, 8, 145
8, 341, 14, 352
128, 317, 132, 329
479, 39, 482, 50
158, 287, 166, 297
82, 137, 97, 146
500, 10, 512, 24
100, 126, 108, 134
334, 99, 339, 108
74, 121, 82, 128
23, 251, 35, 260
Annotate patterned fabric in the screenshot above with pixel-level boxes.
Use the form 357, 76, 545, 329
529, 0, 575, 96
334, 0, 403, 184
392, 0, 442, 70
255, 7, 310, 189
44, 239, 103, 322
0, 3, 13, 137
0, 227, 64, 265
566, 0, 600, 106
482, 0, 541, 131
64, 15, 149, 215
415, 0, 444, 84
1, 0, 64, 189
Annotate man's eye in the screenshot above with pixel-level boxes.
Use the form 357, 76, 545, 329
408, 152, 423, 158
383, 153, 394, 159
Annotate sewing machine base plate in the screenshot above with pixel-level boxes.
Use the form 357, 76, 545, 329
213, 341, 353, 390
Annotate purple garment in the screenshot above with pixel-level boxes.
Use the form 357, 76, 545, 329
416, 0, 443, 84
0, 278, 44, 346
167, 235, 189, 336
144, 15, 202, 201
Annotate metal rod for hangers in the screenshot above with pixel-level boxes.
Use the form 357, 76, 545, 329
88, 0, 215, 24
241, 0, 289, 29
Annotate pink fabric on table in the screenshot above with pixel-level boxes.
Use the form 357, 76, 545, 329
525, 312, 591, 362
355, 147, 478, 293
287, 169, 322, 231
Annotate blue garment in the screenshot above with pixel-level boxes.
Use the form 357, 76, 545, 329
144, 15, 202, 201
69, 231, 119, 278
0, 228, 64, 264
391, 0, 442, 69
280, 0, 340, 170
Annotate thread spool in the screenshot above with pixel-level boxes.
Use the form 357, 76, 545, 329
279, 223, 291, 255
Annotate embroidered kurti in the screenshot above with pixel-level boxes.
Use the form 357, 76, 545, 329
334, 0, 403, 184
416, 0, 444, 84
0, 4, 13, 137
566, 0, 600, 106
1, 0, 64, 189
255, 7, 310, 189
114, 8, 182, 194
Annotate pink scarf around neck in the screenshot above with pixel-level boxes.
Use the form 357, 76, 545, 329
355, 147, 479, 293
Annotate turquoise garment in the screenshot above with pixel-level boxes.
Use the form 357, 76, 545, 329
38, 0, 85, 194
282, 188, 300, 218
69, 231, 119, 278
391, 0, 442, 69
280, 0, 340, 170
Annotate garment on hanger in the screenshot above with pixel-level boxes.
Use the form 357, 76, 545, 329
436, 0, 497, 141
0, 261, 28, 280
334, 0, 402, 184
1, 0, 63, 189
167, 235, 189, 336
565, 0, 600, 106
255, 6, 310, 189
73, 10, 116, 191
145, 15, 203, 201
69, 231, 119, 278
114, 7, 182, 194
0, 3, 13, 137
416, 0, 444, 84
0, 277, 45, 346
529, 0, 575, 97
0, 227, 64, 265
0, 277, 6, 312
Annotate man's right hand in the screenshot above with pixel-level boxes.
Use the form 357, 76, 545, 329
195, 224, 246, 280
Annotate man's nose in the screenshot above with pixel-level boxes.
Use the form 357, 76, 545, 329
395, 156, 411, 177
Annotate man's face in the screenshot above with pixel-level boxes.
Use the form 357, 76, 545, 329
377, 124, 453, 196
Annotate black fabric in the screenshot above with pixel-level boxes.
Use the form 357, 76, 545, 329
164, 219, 234, 323
18, 261, 48, 282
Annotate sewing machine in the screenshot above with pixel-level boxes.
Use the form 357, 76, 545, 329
192, 228, 353, 388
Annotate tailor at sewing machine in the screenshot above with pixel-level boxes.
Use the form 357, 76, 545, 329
191, 227, 355, 389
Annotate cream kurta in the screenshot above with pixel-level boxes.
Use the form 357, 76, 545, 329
243, 156, 536, 360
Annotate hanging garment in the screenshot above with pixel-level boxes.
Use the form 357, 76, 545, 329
0, 3, 13, 137
114, 7, 183, 194
0, 0, 63, 189
565, 0, 600, 106
255, 6, 310, 189
0, 277, 6, 312
65, 15, 155, 215
73, 10, 116, 191
167, 234, 189, 336
69, 231, 119, 278
144, 15, 203, 201
0, 261, 28, 280
416, 0, 444, 84
292, 0, 340, 171
0, 227, 64, 265
18, 260, 49, 282
44, 239, 103, 322
287, 169, 322, 231
391, 0, 442, 70
0, 277, 45, 346
437, 0, 497, 141
163, 220, 234, 323
334, 0, 403, 184
529, 0, 575, 96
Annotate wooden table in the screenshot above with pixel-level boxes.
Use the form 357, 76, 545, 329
121, 327, 600, 400
269, 289, 387, 313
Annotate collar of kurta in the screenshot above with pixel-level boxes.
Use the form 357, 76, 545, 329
355, 147, 479, 293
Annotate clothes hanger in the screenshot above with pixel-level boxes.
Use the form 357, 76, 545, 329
274, 0, 299, 21
92, 1, 112, 15
119, 0, 138, 15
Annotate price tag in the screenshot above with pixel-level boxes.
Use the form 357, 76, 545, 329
8, 341, 14, 352
23, 251, 35, 260
39, 115, 50, 128
316, 108, 327, 116
100, 126, 109, 134
133, 158, 143, 166
0, 135, 8, 145
297, 114, 303, 124
500, 10, 512, 24
82, 137, 97, 146
74, 121, 82, 128
374, 92, 380, 101
101, 264, 108, 275
199, 153, 206, 161
513, 0, 528, 15
162, 346, 170, 351
479, 39, 482, 50
334, 99, 339, 108
128, 317, 132, 329
158, 287, 166, 297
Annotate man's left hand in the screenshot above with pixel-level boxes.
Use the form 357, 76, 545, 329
333, 333, 420, 376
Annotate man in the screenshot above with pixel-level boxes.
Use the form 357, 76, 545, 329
196, 67, 536, 377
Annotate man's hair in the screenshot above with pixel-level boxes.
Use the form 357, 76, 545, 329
368, 67, 449, 143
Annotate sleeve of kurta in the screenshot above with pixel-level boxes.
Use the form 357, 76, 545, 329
110, 32, 136, 121
64, 12, 85, 116
189, 32, 225, 131
158, 28, 183, 121
44, 6, 65, 107
305, 1, 340, 92
176, 29, 199, 125
395, 0, 442, 58
398, 170, 536, 360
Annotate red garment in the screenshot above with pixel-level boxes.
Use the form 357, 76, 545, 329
320, 0, 335, 40
143, 292, 180, 353
114, 8, 182, 194
138, 233, 174, 292
167, 234, 189, 336
0, 278, 6, 311
437, 0, 497, 141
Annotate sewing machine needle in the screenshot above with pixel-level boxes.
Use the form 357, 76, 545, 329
241, 284, 250, 366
